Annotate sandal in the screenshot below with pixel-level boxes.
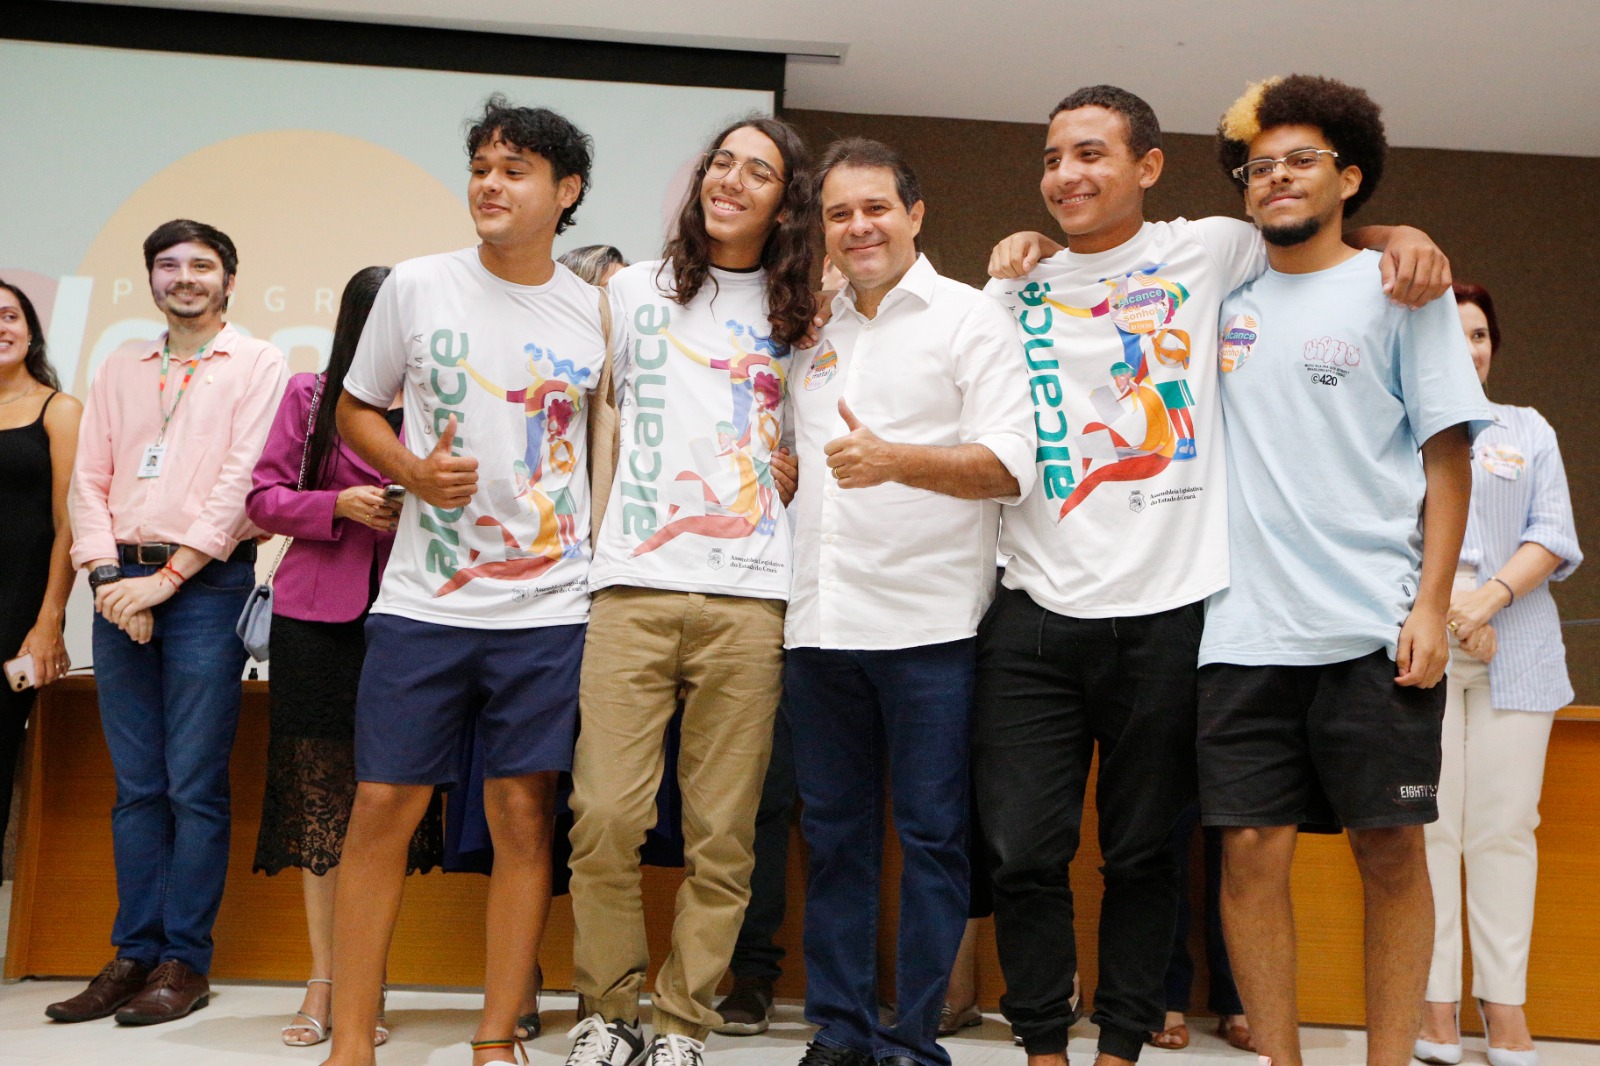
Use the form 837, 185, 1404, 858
471, 1036, 527, 1064
1218, 1016, 1256, 1053
373, 983, 390, 1047
1149, 1020, 1190, 1050
514, 963, 542, 1041
281, 977, 333, 1047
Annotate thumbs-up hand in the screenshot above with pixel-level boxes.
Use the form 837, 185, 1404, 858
823, 398, 898, 488
408, 414, 479, 508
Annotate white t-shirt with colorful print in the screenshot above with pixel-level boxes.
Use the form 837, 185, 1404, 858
985, 217, 1266, 618
345, 247, 606, 629
588, 260, 793, 600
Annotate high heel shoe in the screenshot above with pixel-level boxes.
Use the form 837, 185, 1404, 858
1413, 1003, 1461, 1065
1478, 999, 1537, 1066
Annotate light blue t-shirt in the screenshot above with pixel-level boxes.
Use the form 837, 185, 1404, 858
1200, 250, 1493, 667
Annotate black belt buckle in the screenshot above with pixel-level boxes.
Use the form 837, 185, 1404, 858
135, 543, 175, 566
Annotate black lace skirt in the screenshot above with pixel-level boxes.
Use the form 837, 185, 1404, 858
254, 613, 443, 876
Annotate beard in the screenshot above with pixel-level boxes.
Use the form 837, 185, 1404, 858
1260, 214, 1324, 248
158, 287, 226, 319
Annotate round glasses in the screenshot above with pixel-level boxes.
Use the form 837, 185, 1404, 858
704, 150, 784, 191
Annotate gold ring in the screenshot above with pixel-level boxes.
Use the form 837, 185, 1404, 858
1447, 621, 1459, 634
832, 468, 841, 480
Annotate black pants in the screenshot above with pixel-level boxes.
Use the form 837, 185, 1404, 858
0, 682, 34, 867
974, 586, 1202, 1061
729, 698, 796, 983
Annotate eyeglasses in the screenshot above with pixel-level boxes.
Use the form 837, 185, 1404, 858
704, 149, 784, 191
1231, 148, 1340, 184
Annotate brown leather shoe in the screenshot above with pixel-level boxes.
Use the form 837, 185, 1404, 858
114, 960, 211, 1025
45, 958, 151, 1022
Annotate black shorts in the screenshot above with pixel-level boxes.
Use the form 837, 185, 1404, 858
1196, 649, 1445, 830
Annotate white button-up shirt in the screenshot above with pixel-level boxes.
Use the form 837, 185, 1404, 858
785, 254, 1036, 650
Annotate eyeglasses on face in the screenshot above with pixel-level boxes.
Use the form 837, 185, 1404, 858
1232, 147, 1340, 184
704, 149, 784, 191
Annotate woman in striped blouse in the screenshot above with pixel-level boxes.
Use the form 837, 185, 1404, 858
1415, 282, 1582, 1066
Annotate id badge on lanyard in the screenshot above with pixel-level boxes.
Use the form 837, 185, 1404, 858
142, 341, 206, 478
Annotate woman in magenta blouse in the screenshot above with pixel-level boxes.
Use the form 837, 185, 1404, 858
246, 266, 441, 1047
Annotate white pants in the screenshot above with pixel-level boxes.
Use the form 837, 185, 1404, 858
1423, 642, 1554, 1005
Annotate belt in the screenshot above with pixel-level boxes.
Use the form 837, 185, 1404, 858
117, 541, 258, 566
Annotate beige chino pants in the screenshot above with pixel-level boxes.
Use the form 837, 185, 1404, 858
568, 586, 785, 1038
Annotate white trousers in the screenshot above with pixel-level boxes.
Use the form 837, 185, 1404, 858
1423, 643, 1554, 1005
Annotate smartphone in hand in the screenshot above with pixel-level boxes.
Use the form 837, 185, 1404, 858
4, 654, 35, 692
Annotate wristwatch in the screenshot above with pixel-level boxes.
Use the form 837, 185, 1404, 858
88, 564, 124, 591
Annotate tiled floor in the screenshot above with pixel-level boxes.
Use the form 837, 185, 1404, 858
2, 981, 1595, 1066
2, 885, 1592, 1066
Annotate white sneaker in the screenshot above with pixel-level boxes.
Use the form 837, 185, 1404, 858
646, 1034, 706, 1066
564, 1014, 648, 1066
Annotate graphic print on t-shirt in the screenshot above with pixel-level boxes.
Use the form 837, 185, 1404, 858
421, 330, 592, 599
1019, 262, 1199, 519
630, 314, 787, 555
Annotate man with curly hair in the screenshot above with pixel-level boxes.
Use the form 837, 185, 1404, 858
1201, 75, 1492, 1066
324, 97, 607, 1066
979, 85, 1453, 1066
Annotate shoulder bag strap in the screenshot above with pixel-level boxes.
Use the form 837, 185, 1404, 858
263, 374, 324, 584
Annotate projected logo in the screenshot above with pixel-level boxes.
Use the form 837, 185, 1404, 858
24, 129, 474, 395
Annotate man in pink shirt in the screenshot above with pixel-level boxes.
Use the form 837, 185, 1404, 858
50, 219, 286, 1027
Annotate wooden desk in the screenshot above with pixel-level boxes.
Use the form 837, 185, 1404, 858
10, 679, 1598, 1040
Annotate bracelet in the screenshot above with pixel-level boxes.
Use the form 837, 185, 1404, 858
157, 564, 187, 590
1489, 576, 1515, 605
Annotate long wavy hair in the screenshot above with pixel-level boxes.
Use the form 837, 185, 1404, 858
0, 280, 59, 391
659, 116, 816, 348
304, 266, 390, 489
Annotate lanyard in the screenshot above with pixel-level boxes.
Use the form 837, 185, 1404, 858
157, 339, 209, 445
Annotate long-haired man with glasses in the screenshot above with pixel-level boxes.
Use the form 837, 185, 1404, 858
564, 115, 815, 1066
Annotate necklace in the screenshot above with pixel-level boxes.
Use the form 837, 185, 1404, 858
0, 381, 40, 406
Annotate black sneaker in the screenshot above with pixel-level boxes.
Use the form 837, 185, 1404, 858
797, 1041, 872, 1066
646, 1034, 706, 1066
714, 976, 775, 1036
564, 1014, 648, 1066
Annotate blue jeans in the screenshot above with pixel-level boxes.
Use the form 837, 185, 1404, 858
788, 641, 974, 1066
92, 560, 251, 974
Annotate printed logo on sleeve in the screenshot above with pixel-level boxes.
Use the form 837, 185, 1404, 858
1219, 314, 1258, 373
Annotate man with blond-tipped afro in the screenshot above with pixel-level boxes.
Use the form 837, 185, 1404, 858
1196, 74, 1493, 1066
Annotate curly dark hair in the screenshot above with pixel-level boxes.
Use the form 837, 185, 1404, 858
0, 279, 59, 391
1050, 85, 1162, 158
1217, 75, 1387, 217
466, 94, 593, 234
660, 116, 816, 349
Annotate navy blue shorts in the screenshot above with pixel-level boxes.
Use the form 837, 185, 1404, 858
354, 614, 585, 787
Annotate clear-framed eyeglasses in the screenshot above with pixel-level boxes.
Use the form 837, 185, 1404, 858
1232, 148, 1340, 184
704, 149, 784, 191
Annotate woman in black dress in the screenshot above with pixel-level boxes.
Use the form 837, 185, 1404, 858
0, 280, 83, 858
246, 268, 441, 1046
